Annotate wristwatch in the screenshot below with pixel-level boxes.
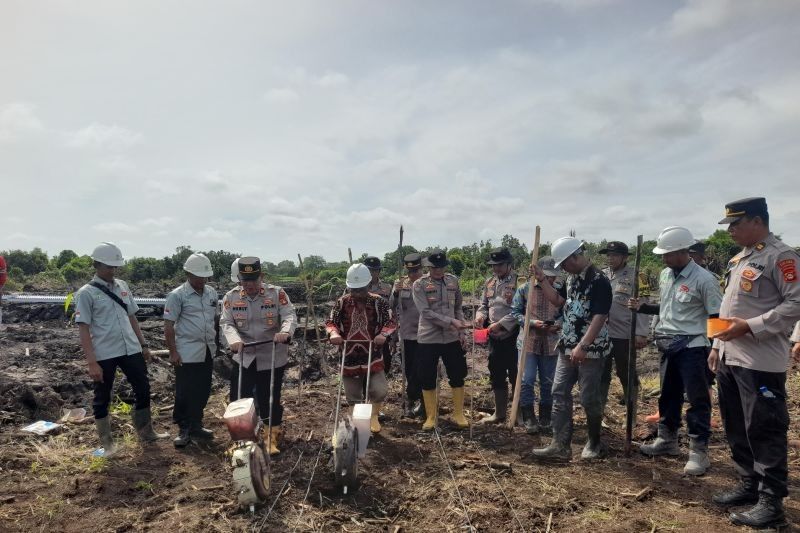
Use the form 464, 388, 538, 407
579, 342, 591, 351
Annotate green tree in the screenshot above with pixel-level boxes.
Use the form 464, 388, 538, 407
2, 248, 49, 275
275, 260, 298, 277
61, 255, 93, 284
55, 249, 78, 269
301, 255, 327, 274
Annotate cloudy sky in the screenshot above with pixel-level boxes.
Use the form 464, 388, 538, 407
2, 0, 798, 264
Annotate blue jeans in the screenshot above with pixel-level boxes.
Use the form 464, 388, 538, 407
520, 352, 558, 408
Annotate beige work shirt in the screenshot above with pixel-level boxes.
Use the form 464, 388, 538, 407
476, 272, 520, 340
220, 283, 297, 370
74, 276, 141, 361
163, 282, 218, 363
412, 273, 464, 344
389, 276, 420, 341
714, 234, 800, 372
603, 264, 650, 340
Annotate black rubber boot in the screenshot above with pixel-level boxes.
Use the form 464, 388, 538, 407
538, 403, 552, 430
713, 478, 759, 506
729, 493, 786, 529
520, 406, 539, 435
173, 426, 191, 448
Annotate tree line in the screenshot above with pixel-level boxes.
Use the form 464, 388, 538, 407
1, 230, 746, 295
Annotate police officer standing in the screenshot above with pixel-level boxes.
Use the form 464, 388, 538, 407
389, 253, 425, 418
598, 242, 649, 416
364, 256, 394, 374
708, 198, 800, 528
75, 242, 169, 457
220, 257, 297, 455
412, 249, 470, 430
164, 253, 218, 448
473, 247, 520, 425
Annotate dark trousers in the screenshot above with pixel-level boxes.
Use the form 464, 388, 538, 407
230, 361, 285, 426
382, 341, 393, 375
718, 360, 788, 497
92, 353, 150, 419
418, 341, 467, 390
173, 348, 213, 429
403, 339, 423, 403
658, 346, 711, 442
487, 334, 518, 391
600, 338, 639, 406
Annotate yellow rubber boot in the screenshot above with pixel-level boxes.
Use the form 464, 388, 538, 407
370, 403, 382, 433
421, 389, 438, 431
450, 387, 469, 429
263, 426, 281, 456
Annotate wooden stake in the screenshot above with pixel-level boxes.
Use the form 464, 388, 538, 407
507, 226, 540, 429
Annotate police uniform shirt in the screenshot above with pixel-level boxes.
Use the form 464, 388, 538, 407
74, 275, 142, 361
654, 260, 722, 347
476, 272, 520, 340
163, 282, 218, 363
220, 283, 297, 370
389, 277, 420, 341
713, 234, 800, 372
603, 264, 650, 339
412, 273, 464, 344
368, 280, 392, 300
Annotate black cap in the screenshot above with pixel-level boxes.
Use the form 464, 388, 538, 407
364, 256, 382, 270
719, 197, 768, 224
238, 256, 262, 280
688, 241, 706, 255
486, 247, 513, 265
423, 249, 450, 268
403, 253, 422, 269
598, 241, 630, 255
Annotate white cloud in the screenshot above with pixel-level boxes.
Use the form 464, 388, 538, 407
92, 222, 139, 234
66, 123, 142, 150
0, 103, 44, 142
317, 71, 349, 87
194, 227, 234, 240
263, 88, 299, 103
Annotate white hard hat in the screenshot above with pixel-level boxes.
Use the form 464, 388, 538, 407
90, 242, 125, 267
551, 237, 583, 268
653, 226, 694, 255
230, 258, 240, 283
346, 263, 371, 289
183, 252, 213, 278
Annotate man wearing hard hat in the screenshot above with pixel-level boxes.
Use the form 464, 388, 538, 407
628, 226, 722, 476
412, 249, 470, 431
75, 242, 169, 457
164, 253, 219, 448
364, 256, 395, 378
220, 257, 297, 455
530, 237, 612, 461
325, 263, 396, 433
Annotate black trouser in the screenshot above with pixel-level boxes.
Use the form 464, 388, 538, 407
173, 348, 213, 429
418, 341, 467, 390
717, 359, 788, 497
403, 339, 423, 403
92, 352, 150, 419
382, 340, 393, 375
230, 361, 285, 426
658, 346, 711, 442
487, 334, 518, 390
600, 338, 639, 405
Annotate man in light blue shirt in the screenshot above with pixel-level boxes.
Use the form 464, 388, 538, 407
75, 242, 168, 457
164, 253, 219, 448
630, 226, 722, 476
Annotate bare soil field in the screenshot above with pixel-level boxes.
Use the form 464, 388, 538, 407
1, 303, 798, 532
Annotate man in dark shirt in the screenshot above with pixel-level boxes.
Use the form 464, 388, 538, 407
530, 237, 612, 461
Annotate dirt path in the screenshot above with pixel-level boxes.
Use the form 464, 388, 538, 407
1, 317, 798, 532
